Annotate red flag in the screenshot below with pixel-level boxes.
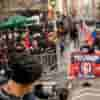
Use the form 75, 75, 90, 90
24, 32, 31, 49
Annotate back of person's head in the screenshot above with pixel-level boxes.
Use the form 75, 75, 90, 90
10, 53, 42, 84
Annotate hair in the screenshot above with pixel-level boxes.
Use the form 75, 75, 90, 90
10, 52, 42, 84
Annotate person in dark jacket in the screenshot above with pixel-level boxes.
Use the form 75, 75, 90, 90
0, 51, 42, 100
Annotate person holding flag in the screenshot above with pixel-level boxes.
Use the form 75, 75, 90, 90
79, 20, 100, 55
79, 20, 96, 47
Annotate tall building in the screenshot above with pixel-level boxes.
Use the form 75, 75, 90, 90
55, 0, 97, 17
71, 0, 95, 17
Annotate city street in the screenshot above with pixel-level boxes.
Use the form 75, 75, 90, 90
0, 0, 99, 100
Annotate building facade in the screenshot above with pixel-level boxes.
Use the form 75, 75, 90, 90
0, 0, 47, 16
95, 0, 100, 19
55, 0, 98, 17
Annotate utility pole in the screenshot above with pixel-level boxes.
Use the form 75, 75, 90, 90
62, 0, 67, 16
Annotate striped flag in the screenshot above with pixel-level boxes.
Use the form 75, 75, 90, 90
80, 22, 95, 46
80, 22, 88, 42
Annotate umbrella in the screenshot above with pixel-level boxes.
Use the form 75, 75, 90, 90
0, 21, 10, 29
7, 15, 27, 27
7, 16, 37, 28
26, 16, 37, 23
18, 16, 40, 28
0, 16, 26, 29
0, 15, 39, 29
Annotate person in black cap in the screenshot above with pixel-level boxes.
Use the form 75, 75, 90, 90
0, 51, 42, 100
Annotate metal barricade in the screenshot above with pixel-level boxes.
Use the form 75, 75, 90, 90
32, 51, 57, 76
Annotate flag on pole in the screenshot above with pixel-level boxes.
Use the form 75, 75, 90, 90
80, 22, 95, 46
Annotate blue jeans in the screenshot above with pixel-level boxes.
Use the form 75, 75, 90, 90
23, 93, 36, 100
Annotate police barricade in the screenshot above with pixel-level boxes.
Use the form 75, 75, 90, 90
32, 52, 58, 76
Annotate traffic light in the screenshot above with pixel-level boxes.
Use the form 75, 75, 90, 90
50, 0, 56, 8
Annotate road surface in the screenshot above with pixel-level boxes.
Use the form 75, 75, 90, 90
68, 79, 100, 100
